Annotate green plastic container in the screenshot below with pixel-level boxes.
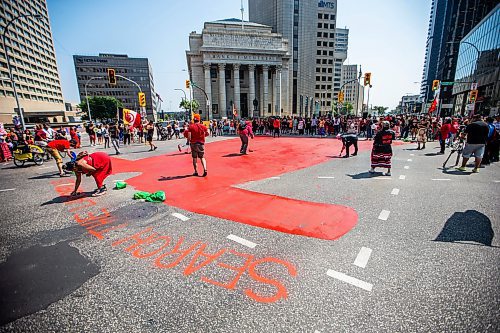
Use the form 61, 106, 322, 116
115, 181, 127, 189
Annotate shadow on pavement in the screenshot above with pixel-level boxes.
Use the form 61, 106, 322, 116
40, 192, 95, 206
222, 153, 244, 157
425, 152, 443, 156
346, 171, 388, 179
159, 175, 193, 181
434, 210, 495, 247
29, 173, 66, 180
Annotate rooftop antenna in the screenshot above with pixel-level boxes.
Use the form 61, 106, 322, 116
240, 0, 244, 30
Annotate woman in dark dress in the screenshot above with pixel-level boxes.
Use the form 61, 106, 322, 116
369, 121, 395, 176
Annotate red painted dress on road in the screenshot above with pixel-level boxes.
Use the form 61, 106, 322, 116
81, 152, 112, 188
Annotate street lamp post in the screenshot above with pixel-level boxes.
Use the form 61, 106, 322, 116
84, 76, 104, 122
1, 13, 42, 130
174, 88, 188, 120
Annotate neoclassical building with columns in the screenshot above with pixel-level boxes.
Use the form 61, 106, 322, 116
186, 19, 290, 119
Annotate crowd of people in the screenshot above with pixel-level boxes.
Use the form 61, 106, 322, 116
1, 112, 498, 197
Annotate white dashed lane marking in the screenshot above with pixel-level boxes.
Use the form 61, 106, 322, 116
227, 234, 257, 249
407, 159, 413, 162
326, 269, 373, 291
270, 176, 281, 180
404, 166, 410, 169
432, 178, 451, 181
410, 153, 415, 156
0, 188, 16, 192
317, 176, 335, 179
378, 210, 390, 221
172, 213, 190, 221
353, 247, 373, 268
399, 175, 406, 180
391, 188, 400, 195
38, 166, 55, 169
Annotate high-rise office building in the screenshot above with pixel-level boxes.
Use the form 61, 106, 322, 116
249, 0, 346, 116
452, 5, 499, 116
420, 0, 497, 107
0, 0, 66, 125
73, 54, 157, 119
341, 64, 364, 115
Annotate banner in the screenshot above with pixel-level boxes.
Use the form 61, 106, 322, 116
121, 108, 141, 128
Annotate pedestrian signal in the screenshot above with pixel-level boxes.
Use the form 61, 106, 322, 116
107, 69, 116, 85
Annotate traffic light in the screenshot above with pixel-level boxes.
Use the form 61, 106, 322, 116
364, 72, 371, 86
185, 80, 190, 89
432, 80, 440, 91
107, 68, 116, 85
338, 91, 344, 103
469, 89, 478, 103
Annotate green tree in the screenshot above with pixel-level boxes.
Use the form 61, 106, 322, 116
373, 106, 389, 115
78, 96, 123, 121
179, 98, 200, 112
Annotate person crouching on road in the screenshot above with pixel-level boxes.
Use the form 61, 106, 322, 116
369, 121, 395, 176
238, 118, 254, 155
47, 137, 76, 177
339, 133, 358, 158
65, 151, 112, 197
187, 114, 208, 177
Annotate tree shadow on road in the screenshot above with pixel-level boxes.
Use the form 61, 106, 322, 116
434, 210, 496, 247
346, 171, 388, 179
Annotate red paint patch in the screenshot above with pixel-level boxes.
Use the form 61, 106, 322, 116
111, 137, 393, 240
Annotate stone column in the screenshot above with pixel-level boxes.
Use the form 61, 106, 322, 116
248, 64, 256, 118
203, 63, 212, 119
271, 69, 276, 116
218, 64, 226, 118
233, 64, 240, 117
263, 65, 269, 116
259, 70, 264, 117
276, 65, 282, 117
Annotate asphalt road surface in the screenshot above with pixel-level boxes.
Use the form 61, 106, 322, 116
0, 134, 499, 332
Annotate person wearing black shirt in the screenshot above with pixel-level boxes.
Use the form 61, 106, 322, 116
339, 133, 358, 158
108, 122, 120, 155
456, 114, 489, 173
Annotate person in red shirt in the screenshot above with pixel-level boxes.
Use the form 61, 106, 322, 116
273, 117, 281, 138
69, 127, 80, 148
439, 118, 452, 154
187, 114, 209, 177
66, 151, 112, 197
47, 138, 75, 176
449, 118, 459, 147
237, 119, 254, 154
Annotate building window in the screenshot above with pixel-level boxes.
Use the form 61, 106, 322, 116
318, 23, 322, 28
330, 24, 335, 29
318, 13, 322, 19
329, 42, 334, 47
317, 50, 321, 55
324, 14, 329, 19
317, 32, 322, 37
330, 33, 334, 38
317, 41, 321, 46
323, 32, 328, 37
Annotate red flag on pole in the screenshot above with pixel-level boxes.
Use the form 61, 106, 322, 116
428, 98, 437, 114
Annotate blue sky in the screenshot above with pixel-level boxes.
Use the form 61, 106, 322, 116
47, 0, 431, 110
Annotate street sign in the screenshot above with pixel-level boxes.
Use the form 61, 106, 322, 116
471, 82, 478, 90
440, 82, 454, 86
138, 92, 146, 107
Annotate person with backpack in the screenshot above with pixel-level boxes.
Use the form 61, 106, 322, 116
238, 118, 254, 155
187, 114, 208, 177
